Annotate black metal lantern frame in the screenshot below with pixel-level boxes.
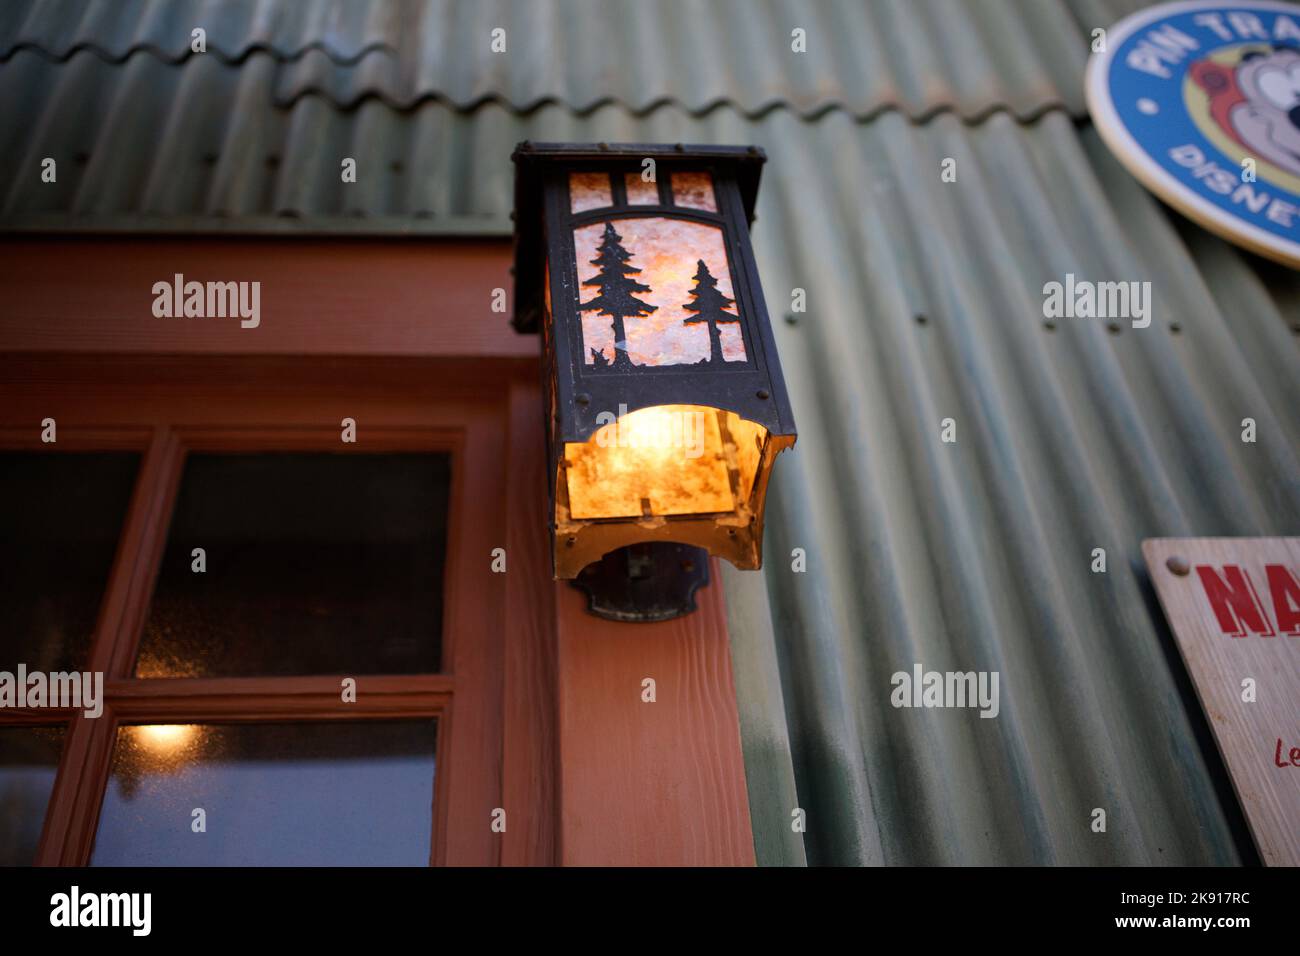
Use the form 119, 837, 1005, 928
513, 142, 797, 599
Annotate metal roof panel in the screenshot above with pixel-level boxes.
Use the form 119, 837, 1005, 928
0, 0, 1159, 119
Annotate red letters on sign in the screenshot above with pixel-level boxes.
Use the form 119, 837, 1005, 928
1197, 565, 1276, 636
1275, 738, 1300, 768
1195, 563, 1300, 637
1264, 565, 1300, 635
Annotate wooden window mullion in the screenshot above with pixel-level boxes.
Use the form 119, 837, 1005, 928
89, 425, 185, 680
35, 427, 182, 864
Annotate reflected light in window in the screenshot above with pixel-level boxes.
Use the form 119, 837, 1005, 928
134, 724, 197, 755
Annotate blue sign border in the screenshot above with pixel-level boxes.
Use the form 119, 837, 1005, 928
1086, 1, 1300, 266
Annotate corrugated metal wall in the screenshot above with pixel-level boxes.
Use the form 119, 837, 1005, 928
3, 0, 1297, 865
1, 0, 1142, 115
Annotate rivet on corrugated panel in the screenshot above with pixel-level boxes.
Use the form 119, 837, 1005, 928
1166, 555, 1190, 576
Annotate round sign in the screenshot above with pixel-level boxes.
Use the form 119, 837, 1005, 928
1086, 1, 1300, 267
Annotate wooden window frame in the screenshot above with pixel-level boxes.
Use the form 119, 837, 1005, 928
0, 368, 532, 866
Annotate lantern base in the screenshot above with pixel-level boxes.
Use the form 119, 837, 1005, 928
571, 542, 710, 623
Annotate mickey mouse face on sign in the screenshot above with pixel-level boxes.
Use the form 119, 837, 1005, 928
1192, 43, 1300, 179
1088, 2, 1300, 267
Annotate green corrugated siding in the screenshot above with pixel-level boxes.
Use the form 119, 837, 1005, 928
2, 0, 1296, 865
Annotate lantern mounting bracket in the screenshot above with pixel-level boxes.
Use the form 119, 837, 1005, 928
571, 542, 711, 623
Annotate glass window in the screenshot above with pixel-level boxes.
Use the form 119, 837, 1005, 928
90, 720, 437, 866
135, 453, 451, 678
0, 452, 139, 673
0, 725, 67, 865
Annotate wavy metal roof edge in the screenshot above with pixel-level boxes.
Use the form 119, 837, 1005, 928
0, 38, 394, 66
0, 42, 1087, 123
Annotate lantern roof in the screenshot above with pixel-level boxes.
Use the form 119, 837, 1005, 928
511, 142, 766, 334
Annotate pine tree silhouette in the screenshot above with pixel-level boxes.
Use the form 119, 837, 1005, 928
682, 259, 739, 365
579, 222, 657, 368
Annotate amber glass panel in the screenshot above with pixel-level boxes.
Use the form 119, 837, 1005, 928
671, 171, 718, 212
569, 171, 612, 213
565, 405, 767, 519
135, 453, 450, 678
624, 172, 659, 205
731, 416, 767, 503
90, 721, 437, 866
575, 218, 746, 367
0, 725, 66, 865
0, 452, 139, 673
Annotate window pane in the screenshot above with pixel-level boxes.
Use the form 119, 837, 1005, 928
0, 725, 66, 865
90, 720, 437, 866
135, 453, 450, 678
0, 452, 139, 673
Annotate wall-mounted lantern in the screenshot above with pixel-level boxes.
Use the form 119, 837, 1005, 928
512, 142, 796, 622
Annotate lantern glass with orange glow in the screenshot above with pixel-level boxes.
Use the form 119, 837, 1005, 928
512, 144, 797, 620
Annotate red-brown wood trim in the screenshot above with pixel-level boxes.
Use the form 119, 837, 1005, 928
0, 710, 75, 725
499, 376, 560, 866
0, 425, 153, 450
104, 675, 453, 720
92, 426, 184, 679
434, 406, 507, 866
0, 237, 526, 359
37, 708, 115, 865
553, 557, 755, 866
